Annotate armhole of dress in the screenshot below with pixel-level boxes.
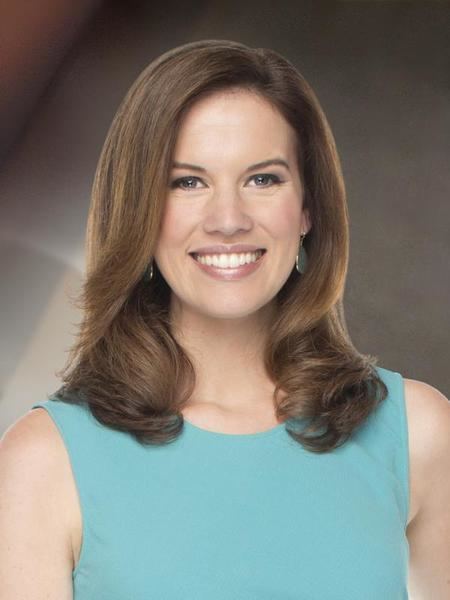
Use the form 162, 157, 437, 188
393, 372, 411, 530
31, 403, 89, 581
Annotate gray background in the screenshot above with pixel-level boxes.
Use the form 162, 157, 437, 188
1, 0, 449, 432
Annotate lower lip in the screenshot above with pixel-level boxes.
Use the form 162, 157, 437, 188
190, 252, 266, 281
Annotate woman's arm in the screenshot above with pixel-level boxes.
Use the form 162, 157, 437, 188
404, 378, 450, 599
0, 409, 75, 599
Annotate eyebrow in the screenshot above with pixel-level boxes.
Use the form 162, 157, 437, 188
171, 157, 291, 173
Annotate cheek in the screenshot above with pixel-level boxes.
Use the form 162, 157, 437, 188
157, 204, 195, 249
267, 199, 302, 238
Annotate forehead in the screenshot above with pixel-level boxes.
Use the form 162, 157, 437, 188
174, 89, 297, 157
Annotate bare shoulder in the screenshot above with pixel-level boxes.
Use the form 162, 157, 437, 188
403, 377, 450, 524
0, 408, 78, 598
0, 408, 72, 485
1, 408, 64, 488
1, 406, 82, 536
403, 377, 450, 474
2, 406, 62, 453
403, 378, 450, 596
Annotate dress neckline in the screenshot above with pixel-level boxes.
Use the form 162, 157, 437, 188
182, 416, 287, 439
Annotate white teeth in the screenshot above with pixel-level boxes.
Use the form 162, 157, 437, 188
194, 250, 263, 268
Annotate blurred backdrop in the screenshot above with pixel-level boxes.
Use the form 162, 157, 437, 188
1, 0, 449, 433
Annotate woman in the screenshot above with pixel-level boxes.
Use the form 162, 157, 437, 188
1, 39, 449, 599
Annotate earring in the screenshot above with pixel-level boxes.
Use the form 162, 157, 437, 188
296, 232, 308, 274
145, 260, 154, 281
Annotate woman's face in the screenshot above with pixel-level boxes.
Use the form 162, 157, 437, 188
154, 88, 310, 322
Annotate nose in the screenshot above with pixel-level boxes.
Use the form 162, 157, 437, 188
202, 186, 253, 236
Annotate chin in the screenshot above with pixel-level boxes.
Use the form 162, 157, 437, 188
195, 297, 275, 321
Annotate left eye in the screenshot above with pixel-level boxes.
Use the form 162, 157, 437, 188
249, 174, 281, 187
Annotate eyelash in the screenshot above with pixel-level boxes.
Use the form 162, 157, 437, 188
169, 173, 283, 190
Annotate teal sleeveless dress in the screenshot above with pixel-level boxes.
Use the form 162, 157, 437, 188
32, 365, 409, 599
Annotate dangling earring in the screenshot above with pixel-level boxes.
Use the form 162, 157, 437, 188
296, 232, 308, 274
145, 259, 154, 281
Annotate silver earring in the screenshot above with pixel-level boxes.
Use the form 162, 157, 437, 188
296, 232, 308, 274
145, 260, 154, 281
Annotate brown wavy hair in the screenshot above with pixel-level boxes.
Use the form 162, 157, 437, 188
55, 39, 387, 452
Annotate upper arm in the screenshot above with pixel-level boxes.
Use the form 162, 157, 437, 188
0, 408, 74, 599
404, 378, 450, 600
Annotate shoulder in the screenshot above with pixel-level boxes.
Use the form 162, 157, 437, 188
0, 408, 75, 523
0, 408, 63, 523
1, 407, 64, 470
403, 377, 450, 471
403, 377, 450, 520
0, 408, 80, 571
402, 380, 450, 594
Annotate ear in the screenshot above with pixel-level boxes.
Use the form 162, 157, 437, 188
301, 207, 312, 235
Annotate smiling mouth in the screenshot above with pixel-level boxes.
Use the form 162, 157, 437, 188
189, 249, 266, 267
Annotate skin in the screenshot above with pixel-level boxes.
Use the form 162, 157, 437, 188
0, 89, 449, 598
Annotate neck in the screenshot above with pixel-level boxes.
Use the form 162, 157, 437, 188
169, 297, 277, 413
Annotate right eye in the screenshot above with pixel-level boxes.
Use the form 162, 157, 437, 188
170, 176, 205, 190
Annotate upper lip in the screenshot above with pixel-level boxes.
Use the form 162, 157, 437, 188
189, 244, 266, 255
